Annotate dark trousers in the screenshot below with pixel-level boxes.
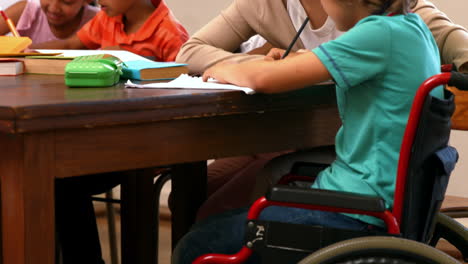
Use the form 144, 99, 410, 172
55, 172, 122, 264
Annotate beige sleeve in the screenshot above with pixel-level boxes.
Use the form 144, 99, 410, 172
413, 0, 468, 71
175, 0, 264, 75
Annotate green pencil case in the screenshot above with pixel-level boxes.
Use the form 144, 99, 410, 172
65, 54, 123, 87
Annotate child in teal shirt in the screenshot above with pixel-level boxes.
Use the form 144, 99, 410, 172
172, 0, 443, 263
310, 13, 443, 227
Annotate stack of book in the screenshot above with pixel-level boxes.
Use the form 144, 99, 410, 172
0, 49, 188, 80
0, 58, 24, 75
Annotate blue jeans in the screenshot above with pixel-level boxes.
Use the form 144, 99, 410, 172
172, 206, 378, 264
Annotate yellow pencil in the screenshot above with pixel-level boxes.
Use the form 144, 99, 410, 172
1, 8, 20, 37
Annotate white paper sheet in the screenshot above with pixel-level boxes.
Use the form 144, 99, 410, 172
124, 74, 255, 94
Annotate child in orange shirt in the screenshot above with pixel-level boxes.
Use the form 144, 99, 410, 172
31, 0, 188, 61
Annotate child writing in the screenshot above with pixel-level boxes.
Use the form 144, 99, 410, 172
0, 0, 98, 43
172, 0, 442, 262
30, 0, 189, 61
175, 0, 468, 223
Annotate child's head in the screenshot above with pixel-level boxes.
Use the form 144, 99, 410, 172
96, 0, 159, 17
320, 0, 417, 31
40, 0, 92, 27
96, 0, 137, 17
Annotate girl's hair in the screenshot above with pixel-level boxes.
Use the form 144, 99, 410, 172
362, 0, 417, 15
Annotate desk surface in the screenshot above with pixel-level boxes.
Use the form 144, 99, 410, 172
0, 74, 340, 264
0, 75, 337, 134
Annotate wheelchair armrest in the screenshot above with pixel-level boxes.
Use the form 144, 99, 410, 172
266, 185, 386, 212
290, 161, 330, 177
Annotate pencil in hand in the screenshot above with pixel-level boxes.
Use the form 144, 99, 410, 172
282, 17, 309, 59
0, 7, 21, 37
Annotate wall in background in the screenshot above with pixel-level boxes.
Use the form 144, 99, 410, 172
0, 0, 17, 9
430, 0, 467, 27
166, 0, 231, 35
448, 131, 468, 198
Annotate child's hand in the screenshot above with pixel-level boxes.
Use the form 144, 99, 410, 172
101, 45, 123, 50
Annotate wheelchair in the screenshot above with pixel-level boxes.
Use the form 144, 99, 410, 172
193, 69, 468, 264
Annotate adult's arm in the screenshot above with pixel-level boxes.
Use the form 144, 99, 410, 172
175, 0, 297, 75
413, 0, 468, 72
175, 0, 262, 74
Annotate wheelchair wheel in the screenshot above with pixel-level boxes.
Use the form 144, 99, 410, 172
430, 213, 468, 262
298, 236, 460, 264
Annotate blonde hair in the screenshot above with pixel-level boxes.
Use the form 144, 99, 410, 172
362, 0, 417, 15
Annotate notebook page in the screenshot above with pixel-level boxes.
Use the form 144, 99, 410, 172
125, 74, 255, 94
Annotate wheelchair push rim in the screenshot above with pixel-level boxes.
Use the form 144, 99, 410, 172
298, 236, 460, 264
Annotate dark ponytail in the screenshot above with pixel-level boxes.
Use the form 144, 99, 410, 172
372, 0, 393, 14
363, 0, 417, 15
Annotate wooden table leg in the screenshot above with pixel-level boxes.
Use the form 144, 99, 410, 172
0, 133, 55, 264
171, 161, 207, 249
120, 168, 156, 264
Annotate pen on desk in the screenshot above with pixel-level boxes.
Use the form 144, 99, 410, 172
281, 17, 309, 59
0, 7, 20, 37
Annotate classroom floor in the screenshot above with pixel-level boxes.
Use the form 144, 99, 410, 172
95, 202, 172, 264
94, 194, 468, 264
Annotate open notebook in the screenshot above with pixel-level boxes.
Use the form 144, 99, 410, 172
125, 74, 255, 94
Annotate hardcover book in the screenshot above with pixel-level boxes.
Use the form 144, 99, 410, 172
122, 60, 188, 81
22, 56, 74, 75
0, 58, 24, 76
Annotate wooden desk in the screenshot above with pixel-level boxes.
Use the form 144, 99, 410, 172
0, 75, 340, 264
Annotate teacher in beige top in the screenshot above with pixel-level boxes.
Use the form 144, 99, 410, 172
177, 0, 468, 74
175, 0, 468, 222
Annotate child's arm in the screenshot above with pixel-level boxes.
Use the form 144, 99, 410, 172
202, 51, 331, 94
265, 48, 311, 60
0, 1, 26, 35
29, 34, 87, 50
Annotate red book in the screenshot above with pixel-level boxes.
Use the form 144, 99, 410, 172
0, 58, 24, 76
